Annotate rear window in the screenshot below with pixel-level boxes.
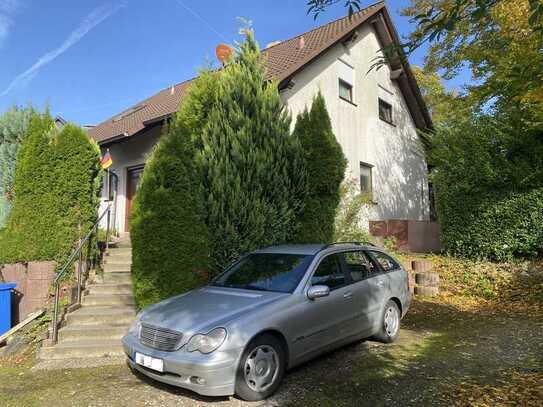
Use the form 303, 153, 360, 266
368, 251, 400, 272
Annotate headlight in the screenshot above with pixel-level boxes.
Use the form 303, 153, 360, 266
128, 312, 143, 337
186, 328, 227, 354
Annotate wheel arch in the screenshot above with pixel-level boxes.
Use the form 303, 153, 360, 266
248, 329, 290, 368
390, 296, 402, 316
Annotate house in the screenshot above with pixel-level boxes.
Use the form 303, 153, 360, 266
88, 2, 438, 250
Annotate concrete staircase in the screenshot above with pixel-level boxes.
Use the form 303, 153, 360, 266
39, 235, 135, 360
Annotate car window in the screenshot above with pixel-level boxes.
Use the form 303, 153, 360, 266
311, 254, 345, 290
368, 251, 400, 272
341, 251, 377, 282
212, 253, 314, 293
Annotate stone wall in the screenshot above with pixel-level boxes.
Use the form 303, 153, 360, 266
0, 261, 56, 324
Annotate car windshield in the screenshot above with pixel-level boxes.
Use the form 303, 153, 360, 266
212, 253, 313, 293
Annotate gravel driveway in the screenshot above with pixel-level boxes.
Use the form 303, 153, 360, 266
1, 299, 542, 406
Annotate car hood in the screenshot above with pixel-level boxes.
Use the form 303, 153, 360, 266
140, 286, 287, 335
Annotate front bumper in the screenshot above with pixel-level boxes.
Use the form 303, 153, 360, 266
122, 334, 242, 397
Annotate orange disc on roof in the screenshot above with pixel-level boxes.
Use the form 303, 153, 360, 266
216, 44, 233, 64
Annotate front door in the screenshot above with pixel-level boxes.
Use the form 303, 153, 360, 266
125, 166, 144, 232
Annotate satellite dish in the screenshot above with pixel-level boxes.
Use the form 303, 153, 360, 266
216, 44, 233, 64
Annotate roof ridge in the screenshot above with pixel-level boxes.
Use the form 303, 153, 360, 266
261, 0, 385, 53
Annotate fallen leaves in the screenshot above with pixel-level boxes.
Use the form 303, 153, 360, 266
446, 368, 543, 407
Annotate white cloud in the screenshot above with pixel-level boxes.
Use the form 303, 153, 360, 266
0, 0, 22, 48
0, 14, 12, 46
0, 0, 22, 14
0, 2, 125, 97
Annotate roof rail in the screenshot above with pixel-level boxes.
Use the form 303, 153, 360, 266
321, 241, 376, 250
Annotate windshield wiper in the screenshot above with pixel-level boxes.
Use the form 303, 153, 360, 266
241, 284, 269, 292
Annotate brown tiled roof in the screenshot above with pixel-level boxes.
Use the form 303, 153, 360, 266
262, 1, 384, 83
89, 1, 429, 144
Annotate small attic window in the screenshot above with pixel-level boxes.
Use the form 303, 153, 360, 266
112, 104, 146, 122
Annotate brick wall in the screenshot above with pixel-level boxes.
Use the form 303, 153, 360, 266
0, 261, 56, 324
369, 220, 441, 253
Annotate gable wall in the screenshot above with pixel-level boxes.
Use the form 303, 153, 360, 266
280, 24, 430, 222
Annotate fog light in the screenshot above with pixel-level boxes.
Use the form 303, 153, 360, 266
190, 376, 206, 385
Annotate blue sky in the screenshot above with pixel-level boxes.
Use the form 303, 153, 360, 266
0, 0, 463, 126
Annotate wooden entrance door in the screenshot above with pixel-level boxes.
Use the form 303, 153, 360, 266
125, 166, 144, 232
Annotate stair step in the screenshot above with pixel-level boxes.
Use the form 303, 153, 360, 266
39, 339, 125, 360
104, 258, 132, 265
66, 306, 135, 325
87, 283, 133, 295
104, 263, 132, 272
83, 294, 135, 306
107, 248, 131, 256
103, 273, 132, 284
58, 325, 128, 342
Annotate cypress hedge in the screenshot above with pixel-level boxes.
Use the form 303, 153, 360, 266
197, 31, 307, 272
0, 112, 101, 265
130, 118, 211, 309
292, 92, 346, 243
0, 106, 33, 228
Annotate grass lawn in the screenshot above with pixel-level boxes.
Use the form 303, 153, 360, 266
1, 255, 542, 406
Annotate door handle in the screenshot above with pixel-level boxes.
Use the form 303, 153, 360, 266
376, 280, 385, 287
343, 292, 353, 299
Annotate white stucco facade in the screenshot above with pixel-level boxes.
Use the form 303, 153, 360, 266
280, 24, 430, 223
99, 126, 160, 232
100, 25, 430, 233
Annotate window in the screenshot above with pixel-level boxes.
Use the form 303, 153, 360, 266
212, 253, 314, 293
368, 251, 400, 272
342, 251, 378, 282
339, 79, 353, 103
378, 98, 393, 124
360, 162, 372, 197
311, 254, 345, 290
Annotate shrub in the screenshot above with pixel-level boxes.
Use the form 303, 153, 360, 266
130, 120, 210, 309
0, 112, 101, 265
292, 92, 346, 243
431, 115, 543, 260
0, 106, 33, 228
333, 178, 372, 243
438, 188, 543, 261
196, 31, 307, 272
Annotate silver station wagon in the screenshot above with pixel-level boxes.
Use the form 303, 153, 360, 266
122, 243, 411, 401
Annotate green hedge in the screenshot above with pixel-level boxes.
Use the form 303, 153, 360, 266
439, 188, 543, 261
0, 112, 101, 265
130, 120, 210, 309
431, 115, 543, 260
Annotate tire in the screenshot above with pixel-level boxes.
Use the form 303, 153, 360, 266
373, 300, 401, 343
411, 260, 433, 273
414, 285, 439, 296
235, 334, 286, 401
415, 272, 440, 286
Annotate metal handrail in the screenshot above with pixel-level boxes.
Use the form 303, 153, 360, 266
50, 203, 111, 344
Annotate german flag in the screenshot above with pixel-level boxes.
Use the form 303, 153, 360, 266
100, 150, 113, 170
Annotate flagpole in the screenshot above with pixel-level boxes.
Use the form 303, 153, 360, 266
105, 149, 111, 252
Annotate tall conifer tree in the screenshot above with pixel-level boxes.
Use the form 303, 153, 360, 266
197, 31, 307, 271
292, 92, 346, 243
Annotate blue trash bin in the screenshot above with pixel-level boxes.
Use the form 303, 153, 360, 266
0, 283, 16, 336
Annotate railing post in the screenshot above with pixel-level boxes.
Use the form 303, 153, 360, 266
51, 283, 60, 345
105, 205, 111, 253
76, 238, 83, 305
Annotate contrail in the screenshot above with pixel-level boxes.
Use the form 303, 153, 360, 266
0, 2, 125, 97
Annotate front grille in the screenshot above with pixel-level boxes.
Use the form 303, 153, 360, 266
140, 323, 183, 351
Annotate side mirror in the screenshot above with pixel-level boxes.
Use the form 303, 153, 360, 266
307, 285, 330, 300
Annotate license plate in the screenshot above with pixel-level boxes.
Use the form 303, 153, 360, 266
135, 352, 164, 372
